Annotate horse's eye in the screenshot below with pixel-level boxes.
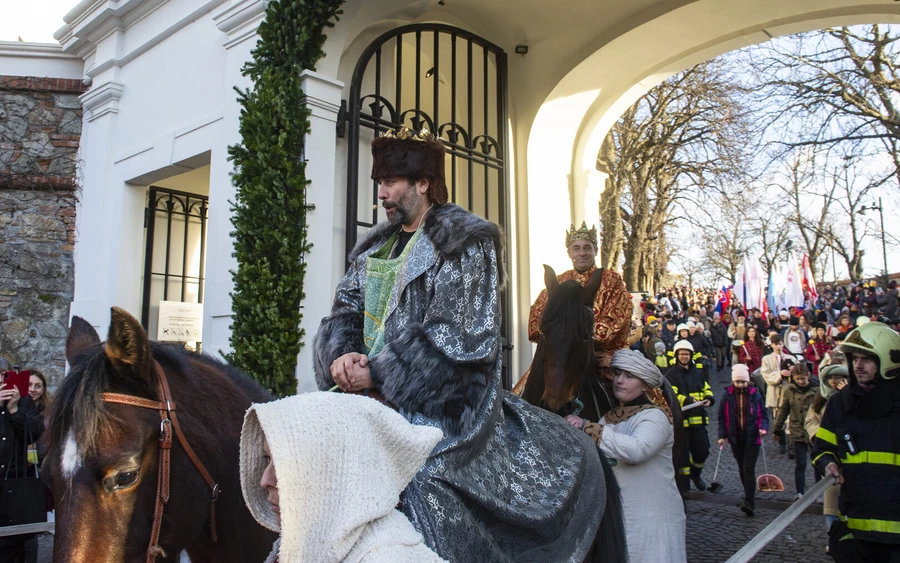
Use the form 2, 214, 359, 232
115, 471, 139, 489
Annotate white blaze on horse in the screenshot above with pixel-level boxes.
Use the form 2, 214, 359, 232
44, 308, 276, 562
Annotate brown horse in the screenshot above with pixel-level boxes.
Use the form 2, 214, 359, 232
522, 265, 684, 469
43, 308, 277, 562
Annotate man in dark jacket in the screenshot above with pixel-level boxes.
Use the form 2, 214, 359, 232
813, 322, 900, 561
0, 376, 45, 561
667, 340, 714, 495
710, 316, 730, 371
876, 280, 898, 319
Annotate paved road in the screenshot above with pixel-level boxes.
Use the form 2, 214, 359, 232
685, 362, 828, 562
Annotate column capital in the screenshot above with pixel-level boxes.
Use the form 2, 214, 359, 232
213, 0, 266, 49
299, 70, 344, 121
80, 80, 124, 121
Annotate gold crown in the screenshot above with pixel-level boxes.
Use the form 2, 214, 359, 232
565, 221, 598, 248
381, 126, 436, 142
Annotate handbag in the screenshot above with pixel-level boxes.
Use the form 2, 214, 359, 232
0, 412, 47, 526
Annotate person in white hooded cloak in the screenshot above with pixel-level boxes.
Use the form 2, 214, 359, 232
239, 392, 447, 563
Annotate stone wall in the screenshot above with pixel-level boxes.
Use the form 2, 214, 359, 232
0, 76, 85, 385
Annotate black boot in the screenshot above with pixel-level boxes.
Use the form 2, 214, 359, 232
741, 502, 755, 517
691, 468, 707, 491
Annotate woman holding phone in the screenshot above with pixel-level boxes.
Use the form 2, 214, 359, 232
0, 367, 45, 563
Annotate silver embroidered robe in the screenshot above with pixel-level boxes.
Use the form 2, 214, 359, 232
313, 204, 607, 562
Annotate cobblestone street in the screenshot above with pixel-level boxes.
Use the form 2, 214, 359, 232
685, 363, 828, 562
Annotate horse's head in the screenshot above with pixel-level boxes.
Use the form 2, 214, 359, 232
535, 265, 604, 415
44, 308, 207, 562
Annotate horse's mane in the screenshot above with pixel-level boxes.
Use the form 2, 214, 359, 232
48, 344, 271, 457
540, 280, 593, 342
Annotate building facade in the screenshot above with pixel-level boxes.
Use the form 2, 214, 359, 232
2, 0, 898, 390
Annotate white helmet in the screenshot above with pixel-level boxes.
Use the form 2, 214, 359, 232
673, 340, 695, 353
676, 323, 689, 332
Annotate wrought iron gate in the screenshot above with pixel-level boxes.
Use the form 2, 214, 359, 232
342, 23, 513, 386
141, 186, 208, 339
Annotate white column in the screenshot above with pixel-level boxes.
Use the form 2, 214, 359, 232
204, 0, 265, 356
296, 70, 344, 392
70, 80, 124, 332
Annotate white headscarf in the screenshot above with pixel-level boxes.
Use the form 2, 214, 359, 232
610, 348, 663, 389
240, 392, 446, 563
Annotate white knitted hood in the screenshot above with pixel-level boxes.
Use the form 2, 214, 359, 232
240, 392, 444, 562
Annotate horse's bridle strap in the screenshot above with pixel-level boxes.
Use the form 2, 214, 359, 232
99, 360, 220, 563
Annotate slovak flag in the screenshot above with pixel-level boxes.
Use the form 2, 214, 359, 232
715, 285, 732, 316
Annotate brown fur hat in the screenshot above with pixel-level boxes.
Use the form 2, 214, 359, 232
371, 134, 448, 204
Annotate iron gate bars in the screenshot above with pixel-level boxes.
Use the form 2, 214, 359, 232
344, 23, 510, 258
141, 186, 209, 333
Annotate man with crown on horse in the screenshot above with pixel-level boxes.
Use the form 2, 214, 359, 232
527, 222, 633, 369
312, 127, 621, 562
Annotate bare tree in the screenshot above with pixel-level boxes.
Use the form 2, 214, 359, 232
598, 59, 752, 292
751, 25, 900, 185
700, 193, 754, 282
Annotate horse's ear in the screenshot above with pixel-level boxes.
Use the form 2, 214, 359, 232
105, 307, 151, 379
583, 268, 605, 306
66, 316, 101, 362
543, 264, 559, 295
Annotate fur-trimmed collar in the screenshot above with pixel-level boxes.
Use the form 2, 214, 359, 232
348, 204, 507, 286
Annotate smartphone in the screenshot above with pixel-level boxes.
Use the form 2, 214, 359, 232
2, 370, 31, 398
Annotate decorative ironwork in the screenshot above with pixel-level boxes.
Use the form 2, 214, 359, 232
344, 23, 513, 387
141, 187, 209, 337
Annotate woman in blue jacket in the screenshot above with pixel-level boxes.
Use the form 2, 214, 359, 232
717, 364, 769, 516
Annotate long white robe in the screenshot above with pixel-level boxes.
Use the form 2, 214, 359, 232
599, 408, 687, 563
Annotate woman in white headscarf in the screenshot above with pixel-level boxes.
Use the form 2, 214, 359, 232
240, 392, 448, 563
565, 348, 687, 563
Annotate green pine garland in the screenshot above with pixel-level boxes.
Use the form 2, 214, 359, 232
226, 0, 343, 396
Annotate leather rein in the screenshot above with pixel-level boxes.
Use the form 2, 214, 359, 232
100, 360, 220, 563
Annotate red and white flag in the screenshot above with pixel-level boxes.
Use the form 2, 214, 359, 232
801, 254, 818, 305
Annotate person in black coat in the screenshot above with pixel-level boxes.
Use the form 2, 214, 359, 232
0, 376, 45, 563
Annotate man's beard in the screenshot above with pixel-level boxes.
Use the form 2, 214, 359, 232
384, 183, 419, 226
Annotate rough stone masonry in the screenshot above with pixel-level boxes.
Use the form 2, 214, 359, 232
0, 76, 86, 385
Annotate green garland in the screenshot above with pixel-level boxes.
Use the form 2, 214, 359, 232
226, 0, 343, 396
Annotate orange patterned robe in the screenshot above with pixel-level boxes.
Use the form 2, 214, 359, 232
527, 265, 632, 367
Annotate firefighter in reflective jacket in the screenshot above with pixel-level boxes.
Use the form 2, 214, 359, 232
666, 340, 715, 493
667, 323, 705, 370
812, 322, 900, 561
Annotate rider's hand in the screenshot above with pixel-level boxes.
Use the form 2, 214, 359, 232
563, 414, 585, 429
825, 462, 844, 485
0, 383, 20, 414
346, 361, 373, 392
330, 353, 368, 391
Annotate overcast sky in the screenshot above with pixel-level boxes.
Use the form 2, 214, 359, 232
1, 0, 74, 44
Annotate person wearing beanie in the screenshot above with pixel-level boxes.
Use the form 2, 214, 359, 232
774, 363, 819, 498
565, 349, 687, 563
240, 393, 447, 563
717, 364, 769, 516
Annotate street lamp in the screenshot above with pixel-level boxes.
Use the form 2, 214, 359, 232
859, 197, 889, 285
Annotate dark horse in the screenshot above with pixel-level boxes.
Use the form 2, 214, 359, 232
523, 265, 684, 470
43, 308, 277, 562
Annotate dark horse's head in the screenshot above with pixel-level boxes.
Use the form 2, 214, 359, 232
44, 308, 275, 562
524, 264, 604, 416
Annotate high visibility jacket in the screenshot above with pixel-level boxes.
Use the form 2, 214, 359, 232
812, 379, 900, 545
665, 363, 714, 427
667, 348, 704, 370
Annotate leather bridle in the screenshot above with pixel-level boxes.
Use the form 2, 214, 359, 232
100, 360, 220, 563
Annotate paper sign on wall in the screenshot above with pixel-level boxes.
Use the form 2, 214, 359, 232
157, 301, 203, 342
